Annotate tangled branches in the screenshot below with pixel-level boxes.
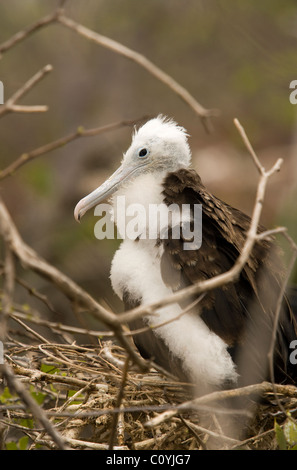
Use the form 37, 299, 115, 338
2, 340, 297, 450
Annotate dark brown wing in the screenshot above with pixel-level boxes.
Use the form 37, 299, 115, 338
161, 168, 297, 385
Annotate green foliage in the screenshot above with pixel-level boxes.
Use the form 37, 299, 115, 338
275, 421, 288, 450
29, 385, 47, 405
6, 436, 29, 451
275, 415, 297, 450
40, 363, 61, 374
1, 378, 49, 450
0, 386, 14, 403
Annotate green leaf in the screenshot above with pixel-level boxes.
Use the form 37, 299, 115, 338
30, 385, 46, 405
18, 436, 29, 450
0, 386, 14, 403
20, 418, 34, 430
274, 420, 287, 450
6, 441, 18, 450
283, 418, 297, 447
40, 363, 60, 374
6, 436, 29, 450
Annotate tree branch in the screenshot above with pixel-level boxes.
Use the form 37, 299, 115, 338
0, 10, 60, 59
0, 3, 215, 129
57, 14, 217, 130
0, 242, 15, 343
0, 116, 149, 180
145, 381, 297, 428
0, 65, 52, 118
0, 198, 148, 372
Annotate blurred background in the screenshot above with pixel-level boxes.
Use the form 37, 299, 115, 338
1, 0, 297, 334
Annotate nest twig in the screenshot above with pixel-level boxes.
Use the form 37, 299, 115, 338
1, 335, 297, 451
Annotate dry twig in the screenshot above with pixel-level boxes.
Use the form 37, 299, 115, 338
0, 65, 52, 118
0, 117, 149, 181
0, 3, 214, 128
1, 342, 296, 450
57, 15, 216, 130
145, 381, 297, 428
0, 198, 148, 372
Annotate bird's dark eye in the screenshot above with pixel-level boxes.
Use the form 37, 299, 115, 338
138, 148, 149, 158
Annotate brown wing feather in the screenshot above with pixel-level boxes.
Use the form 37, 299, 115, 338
161, 168, 297, 385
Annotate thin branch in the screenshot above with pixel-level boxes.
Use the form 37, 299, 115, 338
9, 360, 105, 392
0, 12, 60, 59
0, 65, 52, 118
10, 315, 51, 345
1, 243, 15, 343
0, 4, 215, 129
0, 198, 148, 372
57, 14, 217, 130
108, 356, 130, 450
234, 118, 265, 174
10, 310, 115, 339
182, 418, 241, 447
145, 381, 297, 428
0, 117, 149, 180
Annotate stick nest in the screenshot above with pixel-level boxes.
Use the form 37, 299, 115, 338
1, 338, 297, 450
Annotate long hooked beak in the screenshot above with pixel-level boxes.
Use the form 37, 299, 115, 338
74, 163, 143, 222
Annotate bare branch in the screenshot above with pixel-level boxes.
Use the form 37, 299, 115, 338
145, 381, 297, 428
0, 65, 52, 118
0, 4, 215, 129
0, 198, 148, 372
234, 118, 265, 174
0, 243, 15, 342
57, 14, 217, 129
9, 359, 106, 392
10, 311, 115, 339
0, 116, 149, 181
0, 12, 59, 58
108, 356, 130, 450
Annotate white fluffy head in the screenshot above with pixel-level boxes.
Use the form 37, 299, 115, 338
74, 116, 192, 222
123, 115, 192, 172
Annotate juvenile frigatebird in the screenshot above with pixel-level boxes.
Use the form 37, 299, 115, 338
74, 116, 297, 392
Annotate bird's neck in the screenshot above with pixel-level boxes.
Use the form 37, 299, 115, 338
111, 172, 167, 240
